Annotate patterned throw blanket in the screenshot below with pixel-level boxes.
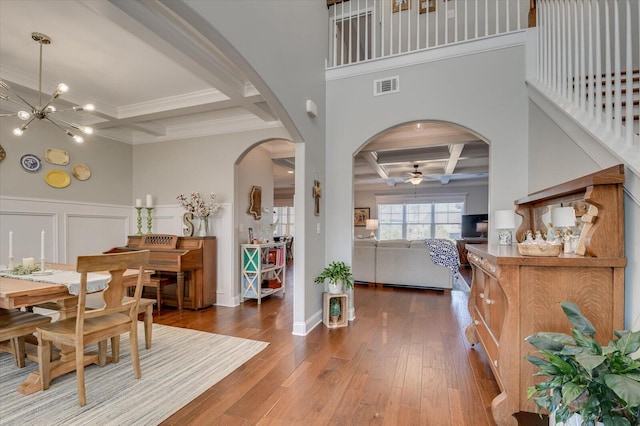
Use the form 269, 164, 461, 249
424, 239, 465, 289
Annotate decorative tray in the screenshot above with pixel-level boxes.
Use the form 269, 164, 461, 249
20, 154, 42, 172
45, 148, 70, 165
517, 243, 561, 257
72, 163, 91, 181
45, 170, 71, 188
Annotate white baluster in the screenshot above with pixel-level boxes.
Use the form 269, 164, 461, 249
574, 0, 580, 107
587, 0, 594, 119
566, 0, 573, 102
605, 0, 612, 131
475, 0, 479, 39
595, 0, 602, 125
484, 0, 488, 37
614, 0, 622, 138
625, 0, 633, 145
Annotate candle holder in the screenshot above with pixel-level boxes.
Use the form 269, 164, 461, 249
135, 207, 144, 236
7, 256, 14, 270
40, 257, 46, 272
146, 207, 154, 234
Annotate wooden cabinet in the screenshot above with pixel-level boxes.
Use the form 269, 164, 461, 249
241, 243, 286, 304
465, 165, 626, 425
456, 238, 487, 265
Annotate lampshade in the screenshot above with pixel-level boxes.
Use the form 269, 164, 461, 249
365, 219, 379, 230
476, 221, 489, 232
551, 207, 576, 228
494, 210, 516, 229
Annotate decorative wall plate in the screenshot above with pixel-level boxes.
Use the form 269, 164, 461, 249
45, 170, 71, 188
45, 148, 70, 165
0, 145, 5, 163
20, 154, 42, 172
72, 163, 91, 181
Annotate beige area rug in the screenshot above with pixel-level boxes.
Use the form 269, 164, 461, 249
0, 323, 268, 425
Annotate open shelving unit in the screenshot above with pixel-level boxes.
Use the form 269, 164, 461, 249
241, 242, 286, 304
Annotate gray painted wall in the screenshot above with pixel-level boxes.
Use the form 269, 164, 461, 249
326, 45, 529, 268
528, 101, 640, 329
176, 0, 329, 331
0, 124, 132, 204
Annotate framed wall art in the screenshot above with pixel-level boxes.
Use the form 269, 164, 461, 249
420, 0, 436, 14
247, 185, 262, 220
393, 0, 410, 13
354, 207, 370, 227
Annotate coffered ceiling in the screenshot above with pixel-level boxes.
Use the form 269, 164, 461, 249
0, 1, 488, 190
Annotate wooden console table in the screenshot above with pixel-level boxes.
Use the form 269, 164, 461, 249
465, 165, 626, 425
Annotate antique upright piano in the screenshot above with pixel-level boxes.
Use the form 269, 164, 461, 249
106, 234, 216, 311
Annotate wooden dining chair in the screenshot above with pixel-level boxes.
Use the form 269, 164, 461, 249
36, 250, 150, 407
0, 308, 51, 367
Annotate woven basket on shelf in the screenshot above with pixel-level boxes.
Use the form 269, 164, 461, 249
517, 243, 562, 257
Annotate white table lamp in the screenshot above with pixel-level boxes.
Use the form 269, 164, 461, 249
365, 219, 378, 239
495, 210, 516, 245
551, 207, 576, 229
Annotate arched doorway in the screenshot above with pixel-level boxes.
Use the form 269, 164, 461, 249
351, 120, 489, 290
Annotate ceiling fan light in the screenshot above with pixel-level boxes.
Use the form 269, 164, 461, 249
72, 134, 84, 143
45, 105, 56, 112
17, 110, 32, 120
80, 125, 93, 134
83, 103, 95, 111
13, 127, 25, 136
409, 176, 423, 185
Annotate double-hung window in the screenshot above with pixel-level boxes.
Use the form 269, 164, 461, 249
273, 206, 294, 237
378, 200, 463, 240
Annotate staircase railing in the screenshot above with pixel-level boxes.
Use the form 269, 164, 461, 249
326, 0, 532, 69
529, 0, 639, 169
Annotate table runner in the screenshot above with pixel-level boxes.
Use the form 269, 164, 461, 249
0, 270, 109, 295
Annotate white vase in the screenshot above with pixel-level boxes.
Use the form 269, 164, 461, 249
327, 280, 344, 294
197, 216, 208, 237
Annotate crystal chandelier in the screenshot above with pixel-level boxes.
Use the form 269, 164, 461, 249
0, 32, 95, 143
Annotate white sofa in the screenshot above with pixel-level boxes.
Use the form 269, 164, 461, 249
353, 239, 454, 290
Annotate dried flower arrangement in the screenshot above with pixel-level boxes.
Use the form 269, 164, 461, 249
176, 192, 222, 217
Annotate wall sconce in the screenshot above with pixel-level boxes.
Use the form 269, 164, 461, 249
495, 210, 516, 245
366, 219, 379, 239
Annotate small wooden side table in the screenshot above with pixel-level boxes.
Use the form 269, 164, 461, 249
322, 293, 348, 328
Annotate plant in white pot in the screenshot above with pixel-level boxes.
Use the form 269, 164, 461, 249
525, 302, 640, 426
314, 261, 354, 294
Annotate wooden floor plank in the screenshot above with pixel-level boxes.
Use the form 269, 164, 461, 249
158, 265, 503, 425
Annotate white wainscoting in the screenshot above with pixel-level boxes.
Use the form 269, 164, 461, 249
0, 197, 236, 307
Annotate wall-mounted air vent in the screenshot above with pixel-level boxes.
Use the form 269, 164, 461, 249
373, 76, 399, 96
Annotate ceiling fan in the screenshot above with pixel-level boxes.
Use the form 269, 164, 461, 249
405, 164, 424, 185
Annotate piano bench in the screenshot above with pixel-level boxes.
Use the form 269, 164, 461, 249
123, 297, 155, 350
146, 277, 175, 316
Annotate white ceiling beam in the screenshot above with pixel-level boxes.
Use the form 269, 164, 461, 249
444, 144, 465, 176
362, 152, 390, 180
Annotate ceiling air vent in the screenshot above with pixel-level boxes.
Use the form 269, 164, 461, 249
373, 76, 399, 96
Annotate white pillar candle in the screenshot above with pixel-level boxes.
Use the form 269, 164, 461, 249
135, 198, 142, 207
8, 230, 13, 258
146, 194, 153, 208
41, 230, 45, 259
23, 257, 34, 267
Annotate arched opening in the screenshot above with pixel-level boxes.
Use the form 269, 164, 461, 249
235, 138, 296, 311
351, 120, 489, 291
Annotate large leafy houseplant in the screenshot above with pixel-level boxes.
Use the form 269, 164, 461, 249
525, 302, 640, 426
314, 261, 354, 291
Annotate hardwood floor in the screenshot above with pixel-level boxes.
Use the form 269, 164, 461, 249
156, 266, 503, 425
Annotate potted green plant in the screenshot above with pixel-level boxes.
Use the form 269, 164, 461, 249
314, 261, 354, 294
525, 302, 640, 426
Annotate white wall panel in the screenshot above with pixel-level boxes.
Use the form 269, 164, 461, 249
66, 214, 129, 263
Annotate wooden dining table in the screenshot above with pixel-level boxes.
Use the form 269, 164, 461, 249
0, 264, 152, 395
